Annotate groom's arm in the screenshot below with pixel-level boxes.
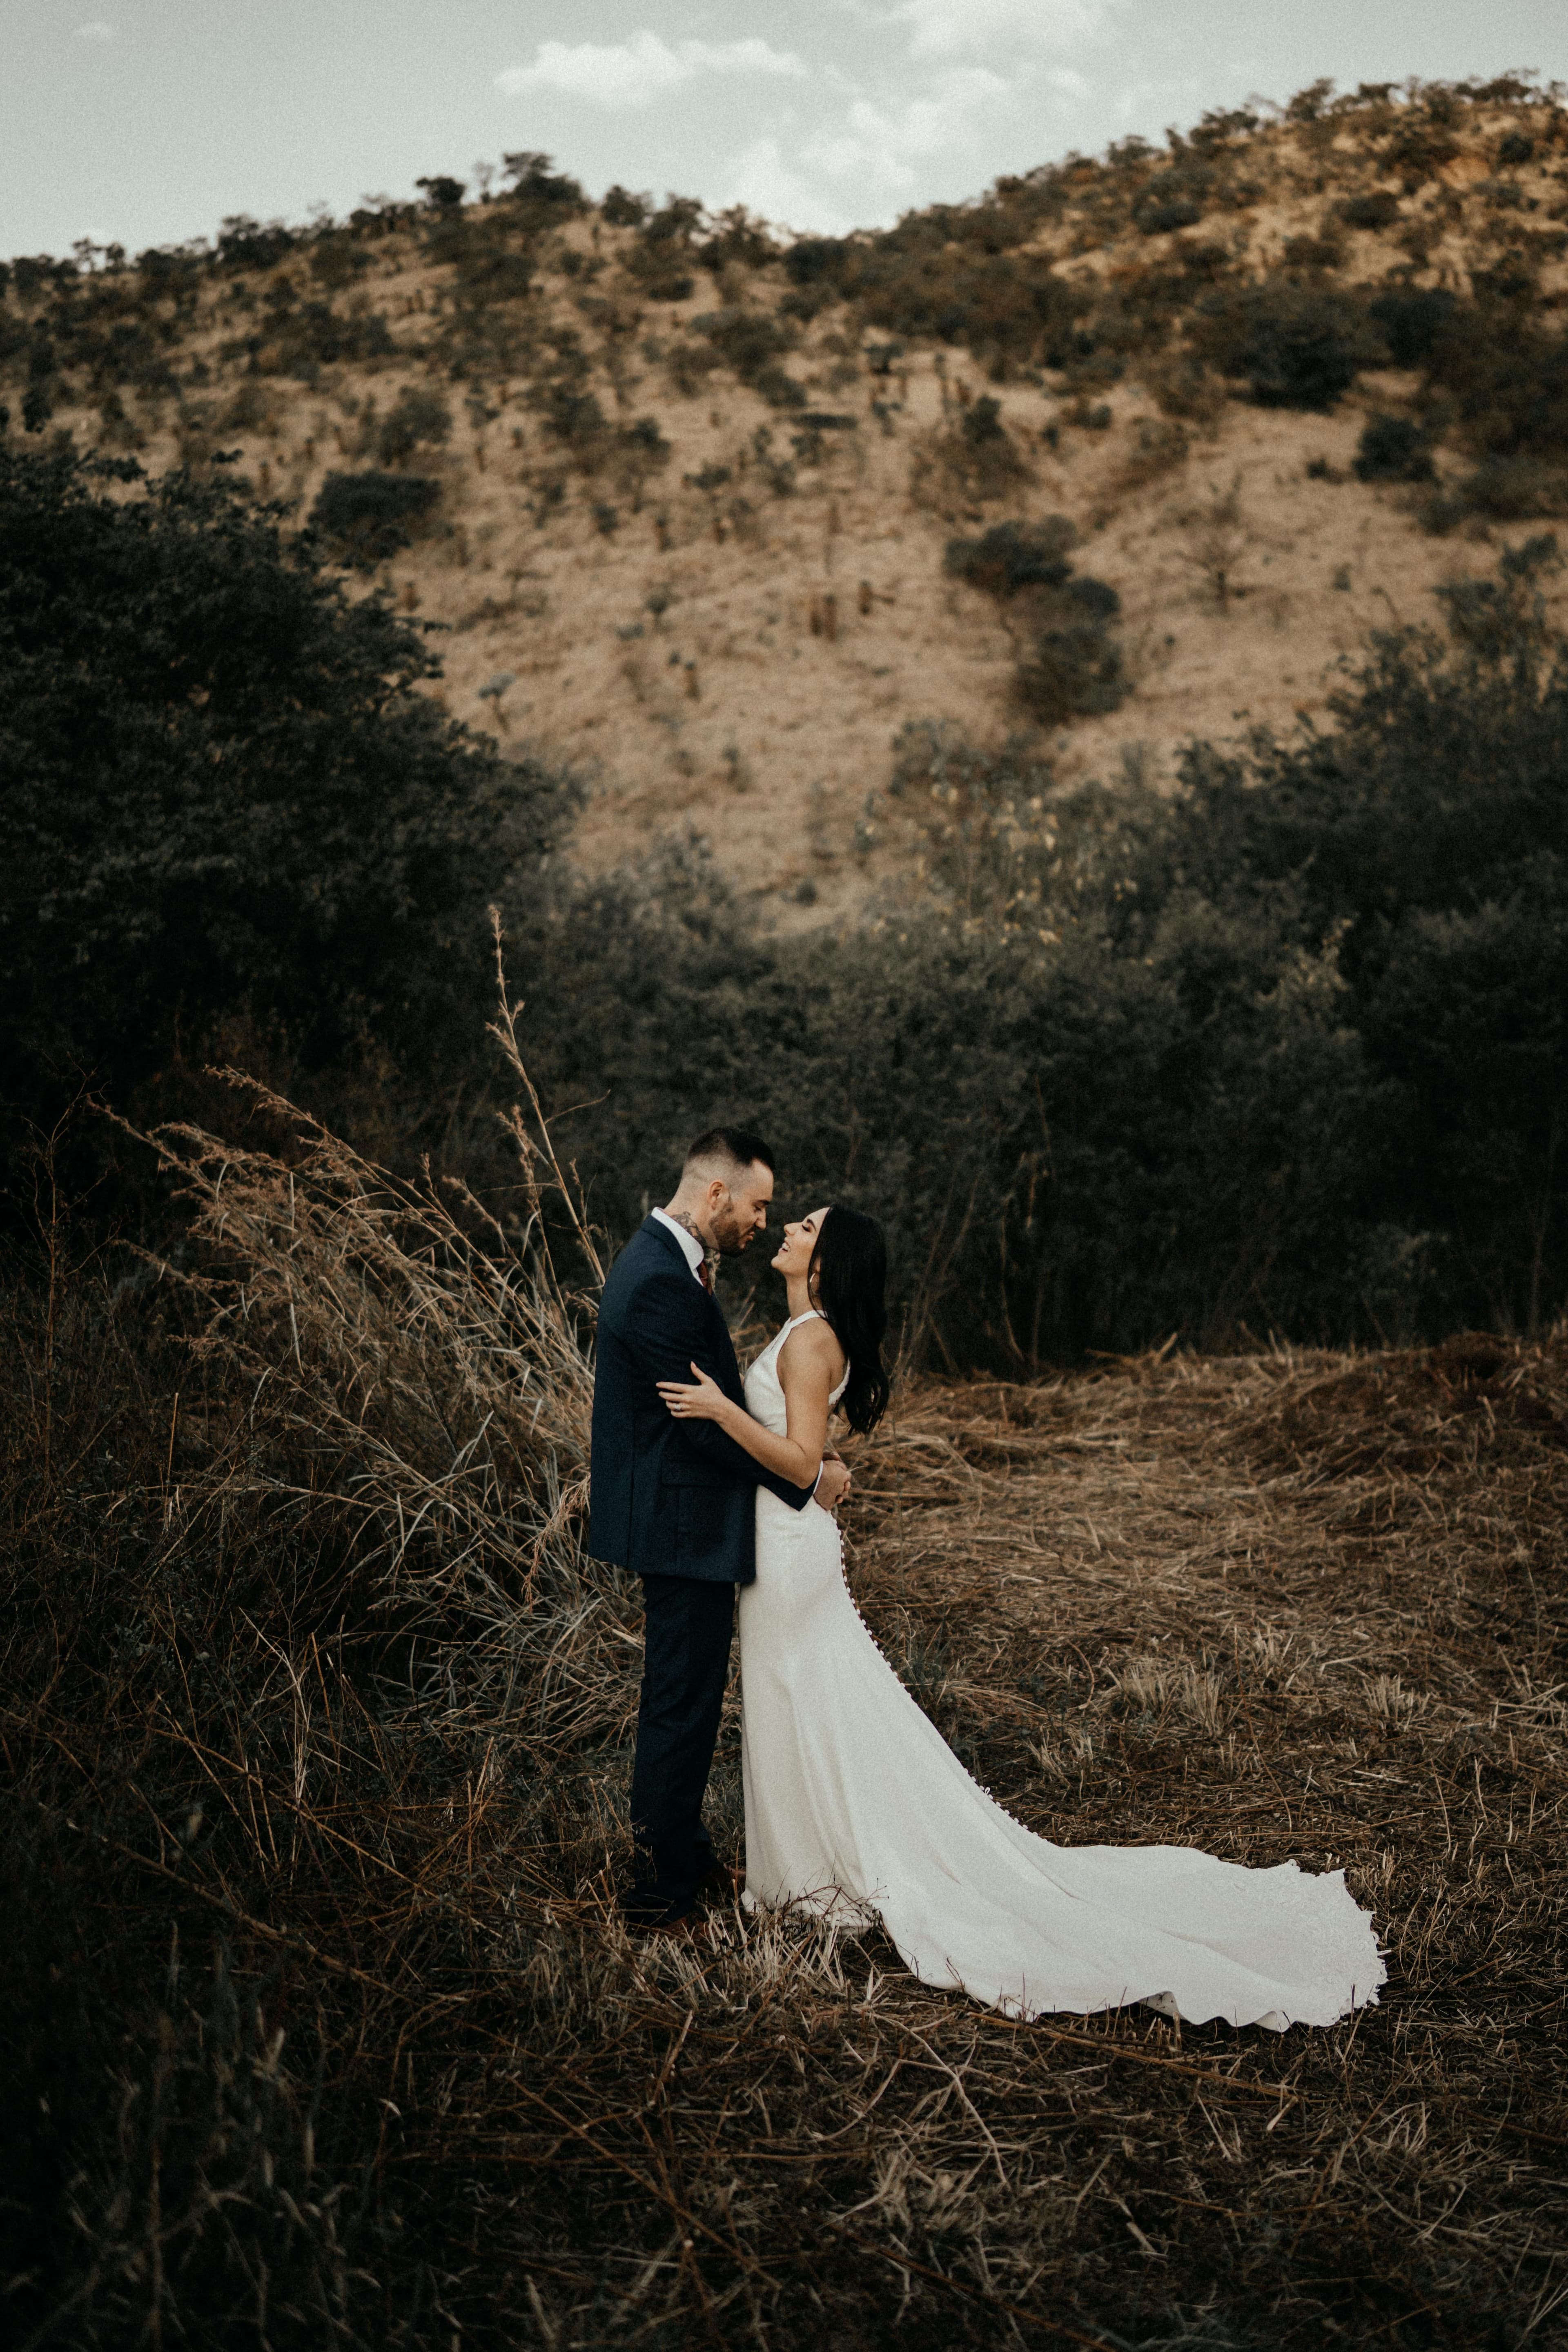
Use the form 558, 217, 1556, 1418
620, 1266, 818, 1514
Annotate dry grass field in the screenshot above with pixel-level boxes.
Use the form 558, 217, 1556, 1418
6, 1043, 1565, 2348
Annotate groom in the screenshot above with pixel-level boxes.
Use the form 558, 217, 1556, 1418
590, 1127, 851, 1930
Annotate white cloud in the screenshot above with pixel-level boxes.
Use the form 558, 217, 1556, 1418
74, 18, 115, 39
802, 66, 1011, 200
895, 0, 1108, 62
497, 31, 806, 112
721, 138, 850, 234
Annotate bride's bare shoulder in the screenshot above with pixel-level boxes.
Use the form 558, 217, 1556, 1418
778, 1315, 846, 1386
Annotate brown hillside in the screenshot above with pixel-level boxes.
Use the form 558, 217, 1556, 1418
9, 76, 1568, 925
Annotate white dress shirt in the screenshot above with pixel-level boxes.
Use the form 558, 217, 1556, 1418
652, 1206, 706, 1281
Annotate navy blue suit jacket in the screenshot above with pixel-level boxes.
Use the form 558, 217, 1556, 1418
589, 1216, 815, 1583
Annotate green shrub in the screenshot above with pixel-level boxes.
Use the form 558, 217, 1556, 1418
541, 383, 607, 444
1337, 191, 1402, 229
1016, 585, 1126, 725
1131, 172, 1206, 235
310, 468, 441, 564
0, 446, 575, 1133
754, 363, 806, 410
1368, 285, 1457, 367
1158, 536, 1568, 1334
500, 150, 587, 223
694, 307, 796, 382
627, 198, 702, 301
621, 414, 670, 464
214, 213, 299, 271
601, 185, 649, 228
944, 515, 1125, 727
1195, 285, 1381, 410
961, 393, 1007, 446
1423, 310, 1568, 461
782, 236, 849, 286
1454, 455, 1568, 517
945, 516, 1076, 597
375, 385, 451, 466
1354, 413, 1437, 482
697, 206, 777, 273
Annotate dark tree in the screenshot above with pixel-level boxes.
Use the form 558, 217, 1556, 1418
0, 449, 575, 1129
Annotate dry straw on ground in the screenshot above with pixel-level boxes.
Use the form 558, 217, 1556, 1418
4, 974, 1566, 2346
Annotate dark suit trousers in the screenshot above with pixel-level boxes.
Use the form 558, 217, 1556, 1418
628, 1574, 736, 1919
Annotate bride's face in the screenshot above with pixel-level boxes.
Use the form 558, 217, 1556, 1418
773, 1206, 831, 1283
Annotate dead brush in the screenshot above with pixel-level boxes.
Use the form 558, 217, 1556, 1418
4, 953, 1568, 2344
123, 915, 604, 1633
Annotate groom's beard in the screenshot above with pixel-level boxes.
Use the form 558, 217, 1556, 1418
709, 1200, 757, 1257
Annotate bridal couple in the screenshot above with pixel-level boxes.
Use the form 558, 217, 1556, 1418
589, 1128, 1384, 2031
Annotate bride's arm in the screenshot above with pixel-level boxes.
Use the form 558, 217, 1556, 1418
657, 1323, 840, 1490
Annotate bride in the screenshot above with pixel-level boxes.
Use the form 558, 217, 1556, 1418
657, 1206, 1384, 2030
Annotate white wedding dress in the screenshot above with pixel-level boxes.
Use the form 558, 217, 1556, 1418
738, 1314, 1385, 2030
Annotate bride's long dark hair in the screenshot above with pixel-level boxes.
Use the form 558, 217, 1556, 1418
809, 1206, 890, 1434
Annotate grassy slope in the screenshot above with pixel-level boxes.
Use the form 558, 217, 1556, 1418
9, 82, 1568, 929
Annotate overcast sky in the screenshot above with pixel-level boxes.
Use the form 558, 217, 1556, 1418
4, 1, 1565, 259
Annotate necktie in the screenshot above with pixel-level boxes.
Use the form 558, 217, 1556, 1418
698, 1259, 713, 1294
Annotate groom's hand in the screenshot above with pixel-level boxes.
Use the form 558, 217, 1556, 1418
816, 1457, 852, 1511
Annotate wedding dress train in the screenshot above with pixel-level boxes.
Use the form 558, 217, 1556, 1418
738, 1314, 1385, 2030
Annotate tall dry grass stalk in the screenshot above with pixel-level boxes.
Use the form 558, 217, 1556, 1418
130, 916, 601, 1616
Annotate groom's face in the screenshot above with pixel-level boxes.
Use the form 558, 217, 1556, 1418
710, 1160, 775, 1256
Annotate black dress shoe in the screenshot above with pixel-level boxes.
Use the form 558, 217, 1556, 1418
624, 1894, 700, 1935
633, 1907, 704, 1942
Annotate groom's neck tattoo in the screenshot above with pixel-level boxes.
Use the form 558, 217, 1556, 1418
668, 1209, 706, 1247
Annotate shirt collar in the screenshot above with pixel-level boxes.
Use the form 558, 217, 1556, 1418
651, 1207, 706, 1280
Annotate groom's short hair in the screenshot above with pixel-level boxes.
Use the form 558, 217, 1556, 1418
684, 1126, 775, 1178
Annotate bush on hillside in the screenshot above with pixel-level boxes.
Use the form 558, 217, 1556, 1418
1194, 284, 1381, 410
626, 198, 703, 301
1423, 310, 1568, 463
310, 468, 441, 564
945, 517, 1127, 727
1419, 457, 1568, 531
375, 385, 452, 467
1131, 172, 1207, 235
600, 185, 649, 228
694, 307, 797, 383
1338, 191, 1402, 230
697, 206, 777, 274
1016, 588, 1127, 725
255, 297, 396, 378
945, 517, 1076, 598
1354, 413, 1437, 482
215, 214, 299, 272
1368, 285, 1458, 367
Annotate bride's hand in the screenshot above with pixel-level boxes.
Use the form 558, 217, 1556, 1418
657, 1361, 732, 1424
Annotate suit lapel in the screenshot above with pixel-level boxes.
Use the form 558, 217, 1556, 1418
641, 1218, 744, 1402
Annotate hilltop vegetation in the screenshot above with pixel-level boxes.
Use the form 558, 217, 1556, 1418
4, 78, 1568, 917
